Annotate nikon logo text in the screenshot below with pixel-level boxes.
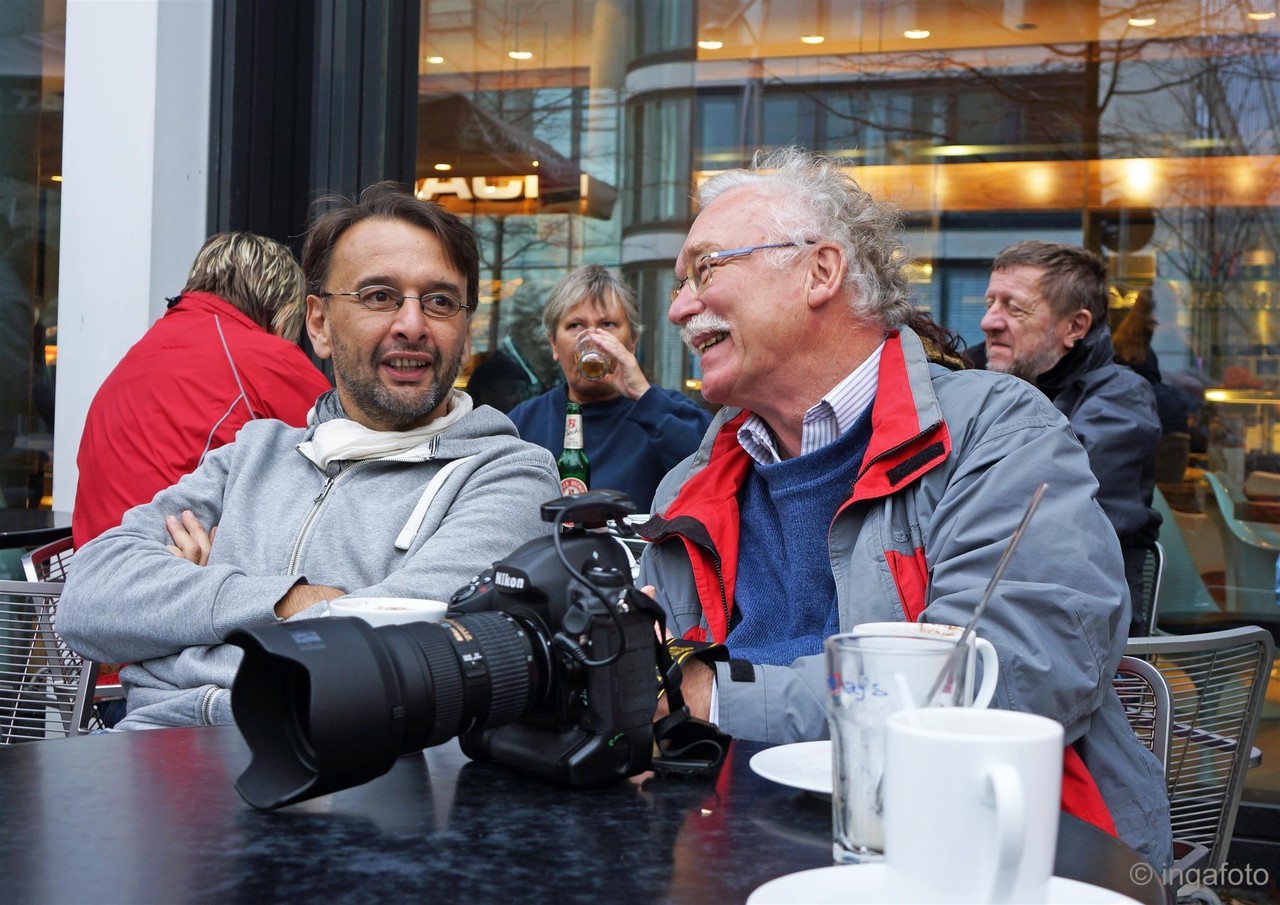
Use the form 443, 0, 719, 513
494, 571, 526, 590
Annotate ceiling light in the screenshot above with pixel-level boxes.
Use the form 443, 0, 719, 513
531, 160, 540, 168
904, 29, 931, 39
1128, 16, 1156, 27
922, 144, 984, 157
425, 55, 444, 64
1183, 137, 1227, 149
800, 34, 825, 44
697, 39, 723, 50
1249, 10, 1277, 19
508, 50, 533, 60
433, 163, 452, 172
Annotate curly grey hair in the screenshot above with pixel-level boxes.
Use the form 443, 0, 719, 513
696, 146, 914, 330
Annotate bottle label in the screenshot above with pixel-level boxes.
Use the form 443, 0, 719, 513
560, 477, 588, 495
564, 414, 584, 449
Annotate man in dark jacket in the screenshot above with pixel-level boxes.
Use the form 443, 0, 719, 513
982, 241, 1162, 630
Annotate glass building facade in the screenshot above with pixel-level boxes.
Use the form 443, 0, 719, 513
0, 1, 60, 511
2, 0, 1278, 857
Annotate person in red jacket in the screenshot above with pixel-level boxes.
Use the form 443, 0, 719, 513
73, 232, 331, 547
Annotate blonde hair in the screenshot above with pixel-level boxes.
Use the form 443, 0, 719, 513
183, 232, 306, 342
541, 264, 641, 340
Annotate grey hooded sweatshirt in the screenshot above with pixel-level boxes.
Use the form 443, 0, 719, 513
57, 392, 560, 730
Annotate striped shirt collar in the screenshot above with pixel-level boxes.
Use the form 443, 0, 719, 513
738, 342, 884, 465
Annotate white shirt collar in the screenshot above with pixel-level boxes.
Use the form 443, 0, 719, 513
737, 343, 884, 465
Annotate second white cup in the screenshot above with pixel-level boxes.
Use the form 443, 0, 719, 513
850, 621, 1000, 708
328, 597, 449, 627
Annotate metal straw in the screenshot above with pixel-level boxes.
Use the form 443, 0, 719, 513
924, 481, 1049, 702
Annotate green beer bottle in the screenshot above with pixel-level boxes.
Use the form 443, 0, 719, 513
557, 402, 590, 495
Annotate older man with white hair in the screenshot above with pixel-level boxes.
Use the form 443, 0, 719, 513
639, 146, 1172, 867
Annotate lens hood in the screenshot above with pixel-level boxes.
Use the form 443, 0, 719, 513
229, 618, 408, 810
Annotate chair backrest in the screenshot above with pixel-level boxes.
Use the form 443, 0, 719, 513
1133, 542, 1165, 637
1125, 626, 1275, 870
1151, 487, 1219, 622
20, 540, 123, 711
21, 536, 75, 583
1202, 472, 1280, 615
0, 579, 97, 744
1113, 654, 1172, 771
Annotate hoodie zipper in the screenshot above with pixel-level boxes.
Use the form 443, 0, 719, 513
286, 461, 375, 574
200, 686, 220, 725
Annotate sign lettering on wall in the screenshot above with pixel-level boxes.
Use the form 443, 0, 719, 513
417, 175, 540, 202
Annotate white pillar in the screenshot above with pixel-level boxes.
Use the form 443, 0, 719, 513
53, 0, 212, 512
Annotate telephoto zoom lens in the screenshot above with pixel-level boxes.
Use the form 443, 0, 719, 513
227, 609, 548, 810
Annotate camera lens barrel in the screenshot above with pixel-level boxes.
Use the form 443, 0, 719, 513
388, 612, 540, 752
230, 608, 548, 810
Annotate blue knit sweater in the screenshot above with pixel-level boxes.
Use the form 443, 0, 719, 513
726, 407, 874, 665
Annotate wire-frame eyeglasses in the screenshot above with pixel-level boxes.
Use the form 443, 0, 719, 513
320, 285, 474, 319
670, 242, 802, 303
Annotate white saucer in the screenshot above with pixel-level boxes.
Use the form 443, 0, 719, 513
747, 864, 1143, 904
749, 740, 832, 795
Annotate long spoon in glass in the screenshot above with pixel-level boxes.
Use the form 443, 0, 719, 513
923, 481, 1049, 704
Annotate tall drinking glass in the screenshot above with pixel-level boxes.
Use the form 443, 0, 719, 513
825, 633, 998, 864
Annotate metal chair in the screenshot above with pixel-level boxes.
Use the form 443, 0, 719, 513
1134, 541, 1166, 637
1151, 487, 1220, 625
1113, 654, 1172, 771
21, 535, 75, 582
1125, 626, 1275, 873
1202, 472, 1280, 616
21, 538, 125, 727
0, 579, 96, 743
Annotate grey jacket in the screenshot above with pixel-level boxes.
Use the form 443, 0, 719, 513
58, 396, 561, 730
1037, 325, 1163, 628
638, 327, 1172, 867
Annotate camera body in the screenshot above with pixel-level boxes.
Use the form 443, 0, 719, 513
448, 526, 657, 786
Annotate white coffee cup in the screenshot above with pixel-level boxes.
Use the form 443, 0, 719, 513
328, 597, 449, 627
883, 707, 1064, 904
851, 621, 999, 708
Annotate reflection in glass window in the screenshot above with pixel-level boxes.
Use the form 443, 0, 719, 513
410, 12, 1280, 819
0, 2, 63, 527
629, 96, 694, 227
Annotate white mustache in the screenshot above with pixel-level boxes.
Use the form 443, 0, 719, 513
679, 313, 733, 351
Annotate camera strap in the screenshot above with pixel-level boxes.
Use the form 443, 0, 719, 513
651, 636, 733, 777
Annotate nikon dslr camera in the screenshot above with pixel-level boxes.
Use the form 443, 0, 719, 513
228, 491, 680, 810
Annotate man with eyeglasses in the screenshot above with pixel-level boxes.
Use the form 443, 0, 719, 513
58, 182, 561, 731
637, 147, 1171, 867
982, 241, 1162, 634
507, 264, 712, 510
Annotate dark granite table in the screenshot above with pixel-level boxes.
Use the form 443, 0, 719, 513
0, 725, 1169, 904
0, 508, 72, 550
